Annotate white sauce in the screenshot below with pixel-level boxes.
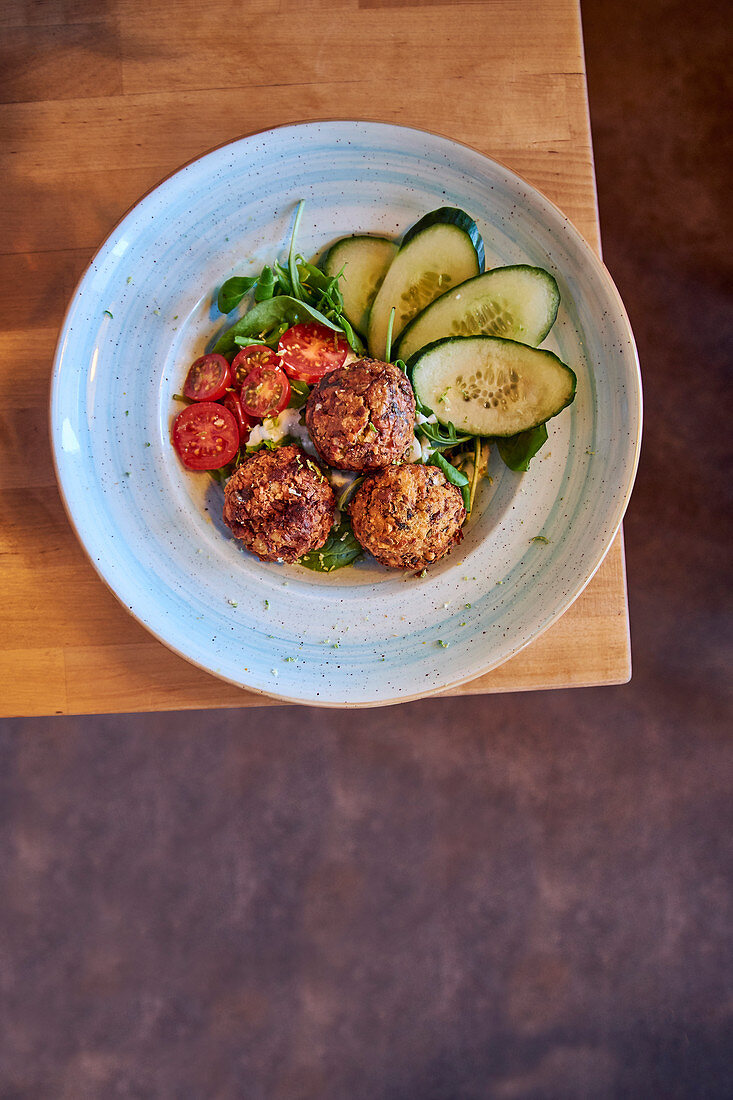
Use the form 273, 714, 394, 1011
247, 409, 317, 454
412, 410, 437, 462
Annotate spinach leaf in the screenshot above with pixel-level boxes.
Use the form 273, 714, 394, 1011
297, 260, 331, 291
429, 450, 471, 511
496, 424, 548, 472
337, 314, 366, 355
217, 275, 258, 314
287, 379, 310, 409
299, 517, 363, 572
273, 262, 293, 296
428, 451, 469, 488
254, 266, 276, 302
212, 296, 347, 356
206, 448, 243, 486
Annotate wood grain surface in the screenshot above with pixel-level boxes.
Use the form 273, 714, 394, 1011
0, 0, 631, 715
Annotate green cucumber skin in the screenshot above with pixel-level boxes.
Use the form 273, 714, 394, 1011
395, 265, 560, 360
401, 207, 485, 270
408, 336, 577, 437
367, 223, 482, 358
322, 234, 396, 271
322, 235, 397, 336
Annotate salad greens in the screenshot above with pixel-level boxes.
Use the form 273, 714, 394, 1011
213, 295, 359, 358
299, 517, 363, 572
287, 379, 310, 409
416, 417, 473, 451
428, 450, 471, 511
198, 200, 567, 570
496, 424, 549, 472
217, 275, 258, 314
212, 202, 364, 359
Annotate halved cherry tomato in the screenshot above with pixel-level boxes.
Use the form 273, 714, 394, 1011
172, 401, 239, 470
240, 363, 291, 419
277, 322, 349, 383
182, 353, 232, 402
222, 390, 254, 444
231, 345, 285, 389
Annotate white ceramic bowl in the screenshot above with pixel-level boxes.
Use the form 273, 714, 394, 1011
51, 121, 642, 707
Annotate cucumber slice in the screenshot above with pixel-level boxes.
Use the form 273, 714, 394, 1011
409, 336, 576, 437
322, 235, 398, 337
401, 207, 485, 268
396, 265, 560, 361
367, 208, 483, 360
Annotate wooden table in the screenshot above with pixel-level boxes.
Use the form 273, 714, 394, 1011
0, 0, 631, 716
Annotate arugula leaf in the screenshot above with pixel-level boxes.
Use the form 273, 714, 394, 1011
288, 200, 306, 301
467, 437, 490, 514
245, 435, 295, 455
217, 275, 258, 314
298, 261, 344, 313
384, 307, 396, 363
296, 259, 364, 354
233, 334, 271, 348
496, 424, 548, 472
335, 475, 364, 512
212, 296, 348, 356
299, 517, 363, 572
413, 390, 433, 417
417, 418, 473, 449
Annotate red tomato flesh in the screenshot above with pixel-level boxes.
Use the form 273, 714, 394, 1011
222, 390, 254, 444
240, 363, 291, 419
183, 353, 232, 402
172, 401, 239, 470
231, 345, 285, 389
277, 322, 349, 383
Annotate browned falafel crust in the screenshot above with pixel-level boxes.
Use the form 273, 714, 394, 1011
349, 463, 465, 570
223, 444, 335, 563
305, 357, 416, 471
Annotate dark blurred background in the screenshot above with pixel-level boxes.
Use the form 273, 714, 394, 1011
1, 1, 731, 1097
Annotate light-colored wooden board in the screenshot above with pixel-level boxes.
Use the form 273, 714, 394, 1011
0, 0, 632, 716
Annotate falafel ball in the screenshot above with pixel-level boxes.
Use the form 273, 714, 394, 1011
349, 463, 465, 570
305, 357, 415, 471
223, 444, 335, 564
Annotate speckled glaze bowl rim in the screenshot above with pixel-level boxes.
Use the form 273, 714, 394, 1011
50, 119, 642, 708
